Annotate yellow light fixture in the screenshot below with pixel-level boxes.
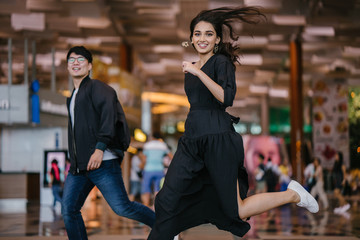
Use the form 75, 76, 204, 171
142, 92, 189, 107
60, 90, 72, 98
134, 128, 147, 142
152, 104, 179, 114
177, 121, 185, 133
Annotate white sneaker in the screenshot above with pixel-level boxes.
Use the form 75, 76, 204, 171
287, 180, 319, 213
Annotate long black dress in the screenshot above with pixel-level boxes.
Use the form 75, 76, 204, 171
148, 54, 250, 239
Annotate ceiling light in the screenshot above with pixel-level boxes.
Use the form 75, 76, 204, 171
141, 63, 166, 75
236, 36, 268, 48
245, 97, 260, 105
99, 56, 113, 65
142, 92, 189, 107
269, 88, 288, 98
77, 17, 111, 29
153, 45, 183, 53
304, 26, 335, 36
239, 54, 263, 66
152, 104, 180, 114
244, 0, 281, 9
255, 70, 276, 79
61, 37, 102, 46
272, 15, 306, 26
268, 34, 285, 41
310, 55, 333, 64
160, 58, 182, 67
343, 46, 360, 57
267, 44, 289, 51
249, 84, 269, 94
232, 100, 247, 107
11, 13, 45, 31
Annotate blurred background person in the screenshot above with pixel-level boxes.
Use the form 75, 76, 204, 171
50, 159, 62, 209
332, 151, 350, 214
264, 158, 280, 193
244, 135, 285, 191
311, 157, 329, 210
254, 153, 266, 193
141, 132, 170, 208
278, 159, 292, 192
304, 159, 315, 192
64, 157, 71, 181
129, 148, 145, 202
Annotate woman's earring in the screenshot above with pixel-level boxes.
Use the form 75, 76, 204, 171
181, 41, 189, 48
214, 44, 219, 53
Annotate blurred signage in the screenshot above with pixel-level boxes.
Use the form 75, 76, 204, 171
0, 85, 29, 124
312, 78, 350, 169
39, 89, 67, 116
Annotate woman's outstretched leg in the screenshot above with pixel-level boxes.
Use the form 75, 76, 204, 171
237, 180, 318, 219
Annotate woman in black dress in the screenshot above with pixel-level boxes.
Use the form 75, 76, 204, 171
332, 151, 350, 213
148, 7, 319, 240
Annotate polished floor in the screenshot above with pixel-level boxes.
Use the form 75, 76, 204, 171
0, 192, 359, 240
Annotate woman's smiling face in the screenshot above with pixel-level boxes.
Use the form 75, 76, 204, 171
191, 21, 220, 55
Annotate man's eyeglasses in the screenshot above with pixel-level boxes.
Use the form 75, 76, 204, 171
68, 57, 86, 64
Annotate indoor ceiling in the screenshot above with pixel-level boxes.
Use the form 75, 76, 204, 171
1, 0, 360, 123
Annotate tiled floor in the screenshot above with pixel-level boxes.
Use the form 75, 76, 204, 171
0, 193, 359, 240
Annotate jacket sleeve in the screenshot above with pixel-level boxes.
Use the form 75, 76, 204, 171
215, 57, 236, 107
91, 80, 118, 151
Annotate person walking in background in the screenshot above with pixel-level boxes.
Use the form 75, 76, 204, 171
304, 159, 316, 192
264, 158, 280, 192
50, 159, 62, 208
61, 46, 155, 240
254, 154, 266, 193
278, 159, 292, 191
147, 7, 319, 240
129, 148, 145, 202
311, 157, 329, 210
64, 157, 71, 181
332, 152, 350, 214
141, 132, 170, 208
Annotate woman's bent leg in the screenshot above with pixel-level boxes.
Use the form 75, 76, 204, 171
237, 180, 319, 219
237, 181, 298, 219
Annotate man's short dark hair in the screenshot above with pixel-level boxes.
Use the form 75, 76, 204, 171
66, 46, 93, 63
153, 132, 162, 139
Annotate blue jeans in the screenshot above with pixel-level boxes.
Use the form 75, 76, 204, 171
61, 159, 155, 240
52, 184, 62, 207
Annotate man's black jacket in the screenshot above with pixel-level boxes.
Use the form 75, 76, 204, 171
66, 75, 124, 174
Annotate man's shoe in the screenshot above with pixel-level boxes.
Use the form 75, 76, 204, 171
288, 180, 319, 213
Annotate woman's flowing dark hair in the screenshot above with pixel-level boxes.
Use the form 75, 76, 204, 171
189, 6, 266, 67
333, 151, 344, 169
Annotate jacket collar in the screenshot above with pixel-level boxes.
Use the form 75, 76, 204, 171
78, 75, 91, 89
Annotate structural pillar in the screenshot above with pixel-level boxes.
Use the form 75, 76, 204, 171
51, 47, 56, 92
119, 43, 133, 191
141, 99, 152, 136
119, 43, 132, 73
24, 38, 28, 85
260, 94, 269, 135
289, 36, 304, 182
31, 40, 36, 81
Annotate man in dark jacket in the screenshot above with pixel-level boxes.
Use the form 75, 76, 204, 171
61, 46, 155, 240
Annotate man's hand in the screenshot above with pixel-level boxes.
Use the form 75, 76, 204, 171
87, 149, 104, 171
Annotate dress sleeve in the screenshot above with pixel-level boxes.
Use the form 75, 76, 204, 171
215, 57, 236, 107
